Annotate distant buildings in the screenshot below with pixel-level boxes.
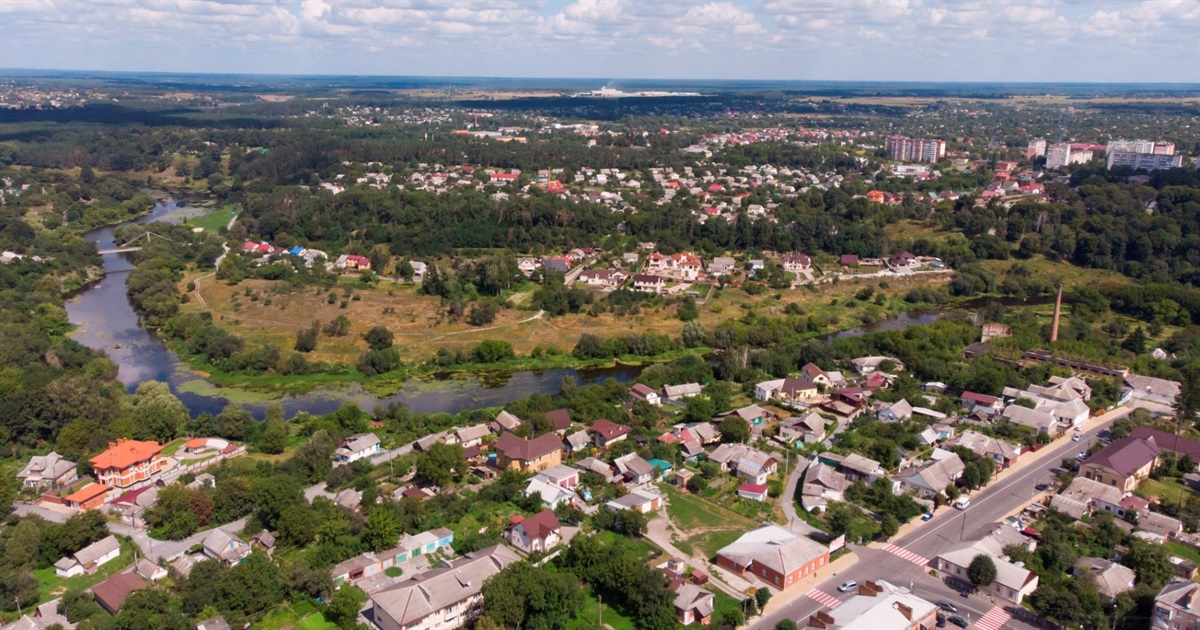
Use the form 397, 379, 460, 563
1045, 143, 1093, 168
885, 135, 946, 163
1108, 151, 1183, 171
1026, 139, 1047, 160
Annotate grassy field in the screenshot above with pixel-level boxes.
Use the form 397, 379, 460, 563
1136, 476, 1200, 506
33, 537, 136, 604
186, 207, 237, 233
570, 587, 637, 630
980, 256, 1131, 288
256, 601, 337, 630
660, 483, 759, 559
179, 267, 952, 366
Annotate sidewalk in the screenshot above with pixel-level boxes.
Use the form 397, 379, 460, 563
758, 549, 859, 617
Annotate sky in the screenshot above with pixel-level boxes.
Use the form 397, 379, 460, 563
1, 0, 1198, 83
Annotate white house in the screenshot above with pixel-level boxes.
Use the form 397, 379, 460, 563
54, 535, 121, 577
663, 383, 704, 402
506, 509, 562, 554
335, 433, 381, 463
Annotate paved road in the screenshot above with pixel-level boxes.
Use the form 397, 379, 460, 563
751, 405, 1138, 630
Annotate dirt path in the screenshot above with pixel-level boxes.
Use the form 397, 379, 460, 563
395, 310, 544, 349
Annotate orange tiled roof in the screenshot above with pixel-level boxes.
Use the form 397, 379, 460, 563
66, 483, 107, 503
89, 439, 163, 470
185, 438, 208, 449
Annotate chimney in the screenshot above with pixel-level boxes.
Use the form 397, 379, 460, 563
1050, 283, 1063, 343
894, 602, 913, 620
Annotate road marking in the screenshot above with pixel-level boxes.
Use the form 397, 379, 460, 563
973, 606, 1011, 630
805, 588, 842, 609
884, 544, 930, 566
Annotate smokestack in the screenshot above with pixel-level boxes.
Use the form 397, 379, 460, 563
1050, 283, 1063, 343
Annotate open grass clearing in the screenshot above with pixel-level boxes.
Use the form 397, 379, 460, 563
33, 537, 137, 604
186, 206, 237, 233
661, 483, 757, 532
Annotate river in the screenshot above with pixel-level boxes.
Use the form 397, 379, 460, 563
66, 196, 643, 418
66, 196, 1032, 420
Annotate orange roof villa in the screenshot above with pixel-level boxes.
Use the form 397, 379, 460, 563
90, 439, 165, 490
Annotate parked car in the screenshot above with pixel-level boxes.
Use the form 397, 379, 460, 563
837, 580, 857, 593
922, 512, 934, 521
953, 497, 970, 510
1072, 434, 1082, 442
936, 601, 958, 614
947, 615, 969, 628
1036, 482, 1050, 491
1076, 451, 1087, 461
936, 615, 946, 628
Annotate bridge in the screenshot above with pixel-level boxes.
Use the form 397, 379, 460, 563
96, 231, 176, 256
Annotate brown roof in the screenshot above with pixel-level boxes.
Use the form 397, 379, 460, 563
1129, 427, 1200, 462
1084, 436, 1161, 476
591, 419, 631, 440
514, 508, 561, 541
494, 432, 562, 463
91, 572, 147, 613
545, 409, 572, 432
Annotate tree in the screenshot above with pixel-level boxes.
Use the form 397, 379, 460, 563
114, 588, 190, 630
214, 403, 254, 441
363, 325, 394, 350
880, 513, 900, 539
677, 297, 699, 321
260, 410, 288, 455
968, 554, 997, 587
481, 562, 584, 630
295, 321, 319, 353
5, 519, 40, 567
1124, 539, 1174, 589
754, 587, 772, 610
467, 302, 500, 326
325, 585, 367, 629
128, 380, 188, 443
323, 315, 351, 337
363, 507, 401, 552
1122, 327, 1147, 354
415, 443, 464, 487
775, 621, 798, 630
720, 416, 751, 443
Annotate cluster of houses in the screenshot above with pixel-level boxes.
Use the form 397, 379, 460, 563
239, 240, 329, 269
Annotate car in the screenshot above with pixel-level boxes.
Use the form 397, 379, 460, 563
1035, 482, 1050, 491
937, 601, 958, 614
953, 497, 970, 510
837, 580, 857, 593
1072, 434, 1082, 442
922, 512, 934, 521
1076, 451, 1087, 461
936, 614, 946, 627
947, 615, 969, 628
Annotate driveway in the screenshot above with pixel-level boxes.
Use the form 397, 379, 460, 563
643, 513, 749, 599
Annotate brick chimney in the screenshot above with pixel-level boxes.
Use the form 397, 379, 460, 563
894, 602, 913, 620
1050, 283, 1063, 343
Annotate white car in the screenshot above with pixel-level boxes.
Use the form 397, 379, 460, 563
1076, 452, 1087, 461
1072, 434, 1082, 442
837, 580, 858, 593
953, 497, 970, 510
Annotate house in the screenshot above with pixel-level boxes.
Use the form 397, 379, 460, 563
564, 431, 591, 453
800, 363, 831, 386
776, 413, 829, 446
344, 255, 371, 271
708, 444, 767, 472
523, 474, 576, 508
1057, 477, 1129, 518
506, 509, 562, 554
606, 487, 663, 513
850, 356, 903, 375
91, 573, 148, 615
541, 257, 571, 274
539, 464, 579, 489
951, 430, 1021, 469
723, 404, 768, 426
545, 409, 572, 434
54, 535, 121, 577
613, 453, 655, 485
632, 274, 665, 293
960, 391, 1003, 416
90, 439, 165, 490
1131, 427, 1200, 468
16, 452, 77, 489
663, 383, 704, 402
936, 541, 1038, 604
578, 269, 617, 286
252, 530, 276, 554
876, 399, 913, 423
1002, 405, 1058, 434
591, 419, 632, 448
65, 483, 108, 510
1080, 436, 1161, 492
1153, 579, 1200, 630
777, 377, 819, 404
716, 525, 830, 590
737, 483, 769, 502
335, 433, 382, 463
735, 452, 778, 485
833, 453, 887, 484
895, 455, 964, 498
574, 457, 617, 482
1074, 557, 1136, 602
197, 617, 232, 630
1139, 510, 1184, 538
202, 530, 251, 565
135, 558, 167, 582
368, 545, 521, 630
516, 257, 539, 276
493, 432, 563, 473
1125, 374, 1182, 406
840, 254, 860, 267
493, 410, 524, 432
445, 424, 490, 449
674, 422, 721, 445
628, 383, 662, 406
888, 251, 916, 268
781, 253, 811, 273
755, 378, 785, 402
708, 257, 737, 276
673, 584, 715, 626
819, 580, 939, 630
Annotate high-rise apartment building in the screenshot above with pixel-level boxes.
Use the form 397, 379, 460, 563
1027, 139, 1046, 160
1106, 139, 1175, 155
1045, 143, 1093, 169
885, 135, 946, 163
1107, 151, 1183, 171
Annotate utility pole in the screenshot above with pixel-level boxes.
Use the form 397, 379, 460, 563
598, 594, 602, 629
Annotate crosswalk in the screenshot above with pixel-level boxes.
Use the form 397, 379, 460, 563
805, 587, 842, 609
883, 543, 930, 566
973, 606, 1011, 630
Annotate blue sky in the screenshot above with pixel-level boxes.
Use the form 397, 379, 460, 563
1, 0, 1197, 82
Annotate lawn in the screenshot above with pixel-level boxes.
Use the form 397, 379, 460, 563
162, 438, 188, 456
187, 206, 238, 233
1136, 476, 1200, 506
1165, 541, 1200, 566
569, 587, 636, 630
660, 483, 757, 532
255, 600, 336, 630
33, 537, 137, 603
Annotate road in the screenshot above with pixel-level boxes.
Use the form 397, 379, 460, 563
752, 404, 1139, 630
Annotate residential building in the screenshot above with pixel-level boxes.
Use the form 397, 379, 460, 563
960, 391, 1003, 416
16, 452, 77, 489
951, 430, 1021, 469
1108, 151, 1182, 171
1125, 374, 1182, 406
564, 431, 591, 453
574, 457, 617, 482
444, 425, 490, 449
1153, 579, 1200, 630
91, 573, 148, 615
1054, 476, 1129, 519
673, 583, 715, 626
523, 473, 577, 508
90, 439, 165, 490
1046, 143, 1093, 168
735, 451, 778, 485
506, 509, 562, 554
613, 453, 655, 485
662, 383, 704, 402
1130, 427, 1200, 466
800, 461, 848, 512
885, 135, 946, 163
544, 409, 572, 434
708, 257, 737, 276
876, 399, 913, 423
591, 419, 632, 448
493, 433, 563, 473
775, 413, 828, 446
628, 383, 662, 406
817, 580, 938, 630
850, 356, 904, 375
716, 525, 830, 590
1002, 405, 1058, 434
1080, 436, 1161, 492
54, 535, 120, 578
895, 454, 964, 498
332, 529, 454, 587
64, 483, 108, 510
826, 452, 886, 484
606, 487, 663, 513
737, 483, 769, 502
493, 410, 524, 432
936, 539, 1038, 604
368, 545, 520, 630
202, 529, 251, 566
781, 253, 811, 273
135, 558, 166, 582
336, 433, 382, 463
1027, 139, 1047, 160
631, 274, 665, 293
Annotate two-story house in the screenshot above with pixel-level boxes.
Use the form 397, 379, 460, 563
90, 439, 165, 490
494, 433, 563, 473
